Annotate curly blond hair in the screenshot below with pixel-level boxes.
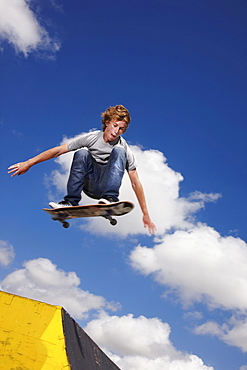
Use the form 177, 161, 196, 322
101, 105, 131, 131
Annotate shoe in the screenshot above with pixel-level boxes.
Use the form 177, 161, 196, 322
98, 197, 116, 205
49, 200, 73, 209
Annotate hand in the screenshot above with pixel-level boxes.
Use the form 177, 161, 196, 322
143, 214, 156, 235
8, 161, 30, 177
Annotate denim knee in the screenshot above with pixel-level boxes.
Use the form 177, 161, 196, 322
111, 146, 126, 160
73, 149, 90, 162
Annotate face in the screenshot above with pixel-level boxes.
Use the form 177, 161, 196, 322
103, 119, 128, 143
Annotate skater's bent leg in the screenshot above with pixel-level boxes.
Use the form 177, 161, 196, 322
101, 147, 127, 201
64, 149, 93, 205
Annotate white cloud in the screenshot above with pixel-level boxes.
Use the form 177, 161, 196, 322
48, 141, 220, 237
224, 317, 247, 352
0, 240, 15, 266
130, 223, 247, 310
110, 356, 213, 370
84, 313, 214, 370
195, 315, 247, 352
194, 321, 225, 337
0, 0, 60, 56
0, 257, 119, 319
86, 313, 177, 358
129, 223, 247, 352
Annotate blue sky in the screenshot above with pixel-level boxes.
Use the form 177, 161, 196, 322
1, 0, 247, 369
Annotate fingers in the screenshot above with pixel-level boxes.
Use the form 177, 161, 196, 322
8, 164, 15, 171
144, 220, 156, 235
143, 214, 156, 235
148, 223, 157, 235
8, 164, 17, 176
8, 163, 22, 177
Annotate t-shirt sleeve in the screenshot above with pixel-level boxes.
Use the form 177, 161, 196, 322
126, 147, 137, 171
67, 131, 99, 151
119, 139, 137, 171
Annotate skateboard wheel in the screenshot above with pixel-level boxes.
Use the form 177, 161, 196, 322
63, 221, 70, 228
110, 219, 117, 226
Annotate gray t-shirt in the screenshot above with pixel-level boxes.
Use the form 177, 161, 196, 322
68, 130, 136, 171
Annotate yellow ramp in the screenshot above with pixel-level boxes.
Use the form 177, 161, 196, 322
0, 290, 69, 369
0, 291, 120, 370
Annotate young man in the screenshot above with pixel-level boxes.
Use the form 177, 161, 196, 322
8, 105, 156, 234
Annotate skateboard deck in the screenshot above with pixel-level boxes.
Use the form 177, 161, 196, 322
43, 201, 134, 228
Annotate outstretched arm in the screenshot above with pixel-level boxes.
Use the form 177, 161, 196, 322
128, 169, 156, 235
8, 143, 69, 177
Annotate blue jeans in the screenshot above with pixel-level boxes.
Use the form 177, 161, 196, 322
64, 147, 127, 205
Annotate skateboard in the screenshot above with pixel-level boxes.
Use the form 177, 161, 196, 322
43, 201, 134, 228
